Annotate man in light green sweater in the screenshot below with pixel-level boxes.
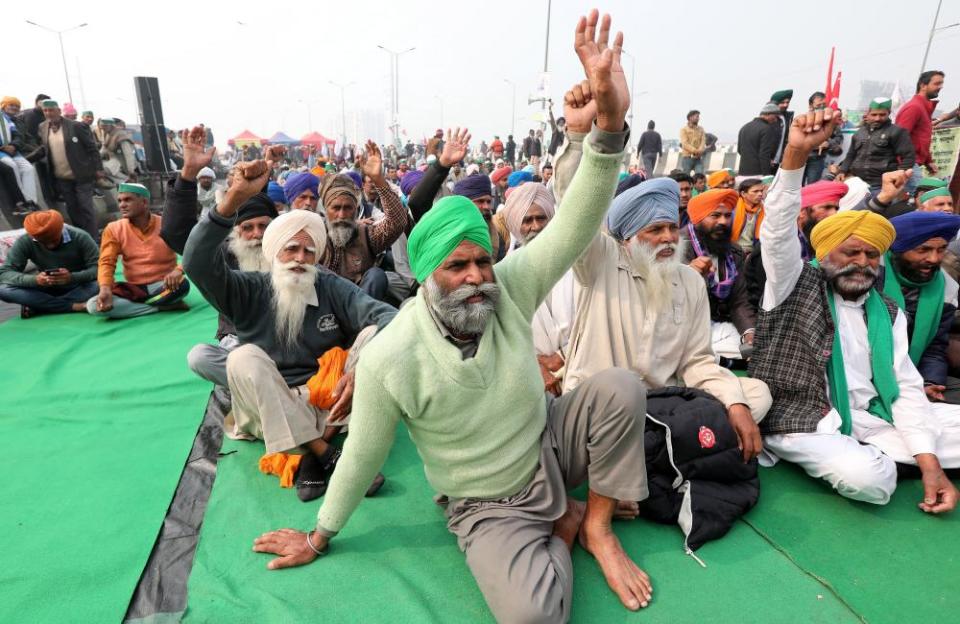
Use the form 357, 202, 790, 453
253, 11, 652, 621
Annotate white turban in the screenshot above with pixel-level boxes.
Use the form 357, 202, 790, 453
198, 167, 215, 179
838, 176, 870, 212
502, 181, 556, 240
261, 210, 327, 265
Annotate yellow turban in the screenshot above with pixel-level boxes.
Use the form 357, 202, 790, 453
810, 211, 895, 261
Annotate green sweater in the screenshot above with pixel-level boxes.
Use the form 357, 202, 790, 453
317, 129, 625, 534
0, 226, 99, 288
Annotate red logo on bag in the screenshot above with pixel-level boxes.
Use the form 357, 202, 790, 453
698, 426, 716, 449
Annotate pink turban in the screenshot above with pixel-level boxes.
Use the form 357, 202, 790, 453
801, 180, 849, 209
501, 182, 556, 240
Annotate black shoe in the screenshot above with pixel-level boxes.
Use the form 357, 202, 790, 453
365, 473, 386, 497
20, 305, 36, 319
295, 447, 342, 502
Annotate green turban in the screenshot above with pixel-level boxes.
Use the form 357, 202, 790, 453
921, 187, 951, 204
918, 177, 947, 191
770, 89, 793, 103
407, 195, 492, 283
40, 99, 59, 109
118, 182, 151, 200
870, 97, 892, 110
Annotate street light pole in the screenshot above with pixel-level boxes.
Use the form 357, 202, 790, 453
25, 20, 88, 104
330, 81, 355, 148
377, 45, 415, 145
504, 79, 516, 137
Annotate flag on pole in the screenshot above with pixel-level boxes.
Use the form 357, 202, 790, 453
829, 71, 842, 110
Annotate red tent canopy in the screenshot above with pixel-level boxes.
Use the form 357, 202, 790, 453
227, 129, 267, 146
300, 132, 337, 146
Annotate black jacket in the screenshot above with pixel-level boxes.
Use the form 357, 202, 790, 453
737, 118, 779, 176
902, 278, 955, 386
839, 120, 915, 187
17, 106, 45, 140
637, 130, 662, 156
640, 387, 760, 552
681, 232, 755, 334
38, 118, 102, 183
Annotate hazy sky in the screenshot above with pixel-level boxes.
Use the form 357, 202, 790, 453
6, 0, 958, 148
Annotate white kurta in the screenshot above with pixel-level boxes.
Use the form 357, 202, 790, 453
531, 270, 575, 357
759, 166, 960, 503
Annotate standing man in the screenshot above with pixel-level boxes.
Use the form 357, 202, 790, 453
16, 94, 50, 141
547, 104, 566, 161
490, 135, 504, 161
505, 134, 517, 167
38, 100, 104, 240
637, 120, 662, 177
80, 110, 95, 127
770, 89, 794, 166
679, 110, 706, 175
896, 70, 944, 194
838, 98, 915, 190
737, 103, 780, 176
804, 92, 844, 185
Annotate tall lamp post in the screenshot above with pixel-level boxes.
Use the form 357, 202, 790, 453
329, 81, 355, 148
920, 0, 959, 75
25, 20, 88, 104
377, 45, 416, 144
504, 79, 517, 137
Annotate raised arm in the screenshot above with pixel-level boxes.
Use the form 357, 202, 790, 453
161, 126, 215, 253
358, 140, 408, 254
761, 108, 842, 311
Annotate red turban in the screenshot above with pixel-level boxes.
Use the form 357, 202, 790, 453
23, 210, 65, 246
687, 189, 739, 225
491, 166, 513, 185
801, 180, 848, 209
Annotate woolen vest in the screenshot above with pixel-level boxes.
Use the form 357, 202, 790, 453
749, 263, 899, 435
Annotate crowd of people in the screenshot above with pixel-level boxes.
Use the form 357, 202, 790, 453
3, 9, 960, 622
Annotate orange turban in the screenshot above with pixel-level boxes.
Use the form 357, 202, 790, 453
1, 96, 21, 109
23, 210, 65, 246
707, 169, 733, 188
687, 189, 739, 225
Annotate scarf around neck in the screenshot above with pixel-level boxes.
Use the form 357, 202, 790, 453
812, 259, 899, 435
881, 252, 944, 366
687, 222, 737, 300
731, 197, 764, 244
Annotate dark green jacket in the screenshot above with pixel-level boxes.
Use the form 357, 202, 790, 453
0, 225, 99, 288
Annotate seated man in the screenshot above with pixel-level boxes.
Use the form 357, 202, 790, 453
87, 183, 190, 319
556, 130, 771, 462
918, 187, 954, 213
283, 172, 320, 211
683, 189, 756, 362
730, 178, 765, 253
751, 107, 960, 511
914, 176, 948, 206
885, 211, 960, 405
0, 210, 98, 317
183, 160, 397, 501
317, 142, 406, 301
253, 16, 655, 620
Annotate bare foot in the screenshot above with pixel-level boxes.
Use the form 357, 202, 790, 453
71, 303, 87, 312
553, 499, 586, 549
579, 522, 652, 610
615, 500, 639, 520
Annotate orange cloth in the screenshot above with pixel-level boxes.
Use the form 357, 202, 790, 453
259, 452, 303, 488
706, 169, 732, 188
306, 347, 349, 409
686, 189, 739, 225
97, 214, 178, 286
23, 210, 64, 246
731, 197, 765, 243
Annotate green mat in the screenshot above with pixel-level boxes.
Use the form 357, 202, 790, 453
746, 463, 959, 623
0, 288, 216, 622
186, 432, 857, 623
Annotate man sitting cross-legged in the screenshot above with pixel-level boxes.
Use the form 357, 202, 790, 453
183, 159, 397, 501
87, 183, 190, 319
751, 106, 960, 511
252, 13, 655, 621
0, 210, 99, 318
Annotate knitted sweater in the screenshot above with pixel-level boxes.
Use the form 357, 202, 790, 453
317, 128, 625, 534
98, 215, 177, 286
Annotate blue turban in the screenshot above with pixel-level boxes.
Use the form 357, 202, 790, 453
890, 211, 960, 253
400, 170, 425, 196
606, 177, 680, 241
453, 174, 492, 199
266, 181, 285, 205
615, 173, 646, 197
507, 170, 534, 188
283, 172, 320, 205
344, 170, 362, 189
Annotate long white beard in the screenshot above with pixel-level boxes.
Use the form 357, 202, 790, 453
270, 260, 319, 350
228, 233, 271, 272
328, 219, 358, 249
626, 238, 687, 312
423, 276, 500, 337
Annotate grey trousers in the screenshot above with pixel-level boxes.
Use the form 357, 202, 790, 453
187, 334, 241, 387
445, 368, 647, 624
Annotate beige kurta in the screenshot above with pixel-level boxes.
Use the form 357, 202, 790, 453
563, 232, 771, 418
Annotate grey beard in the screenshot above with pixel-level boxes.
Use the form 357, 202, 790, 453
328, 219, 358, 248
424, 276, 500, 337
820, 257, 878, 299
270, 261, 319, 351
626, 238, 687, 311
228, 233, 270, 272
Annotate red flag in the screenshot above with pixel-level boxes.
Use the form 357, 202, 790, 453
825, 47, 835, 101
829, 72, 842, 110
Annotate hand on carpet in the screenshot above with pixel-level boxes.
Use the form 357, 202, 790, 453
253, 528, 327, 570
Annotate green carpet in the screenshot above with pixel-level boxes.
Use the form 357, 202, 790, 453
0, 288, 216, 622
185, 433, 858, 623
746, 463, 959, 623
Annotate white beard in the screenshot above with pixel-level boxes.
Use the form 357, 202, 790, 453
228, 232, 271, 272
270, 260, 319, 350
626, 238, 687, 312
